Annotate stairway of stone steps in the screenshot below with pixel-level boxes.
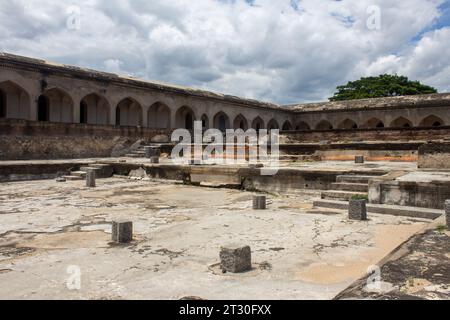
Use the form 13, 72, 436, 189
320, 174, 373, 201
125, 145, 147, 158
62, 163, 114, 181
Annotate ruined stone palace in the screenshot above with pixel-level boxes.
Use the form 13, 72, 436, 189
1, 52, 449, 133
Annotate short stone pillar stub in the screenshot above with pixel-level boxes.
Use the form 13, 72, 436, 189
145, 146, 161, 159
248, 163, 264, 169
86, 170, 96, 188
112, 221, 133, 243
150, 157, 160, 164
445, 200, 450, 229
349, 200, 367, 221
56, 177, 66, 183
355, 156, 365, 164
253, 195, 267, 210
220, 245, 252, 273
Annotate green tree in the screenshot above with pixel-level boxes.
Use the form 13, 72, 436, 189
329, 74, 437, 101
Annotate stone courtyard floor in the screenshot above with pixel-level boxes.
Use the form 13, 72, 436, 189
0, 177, 435, 300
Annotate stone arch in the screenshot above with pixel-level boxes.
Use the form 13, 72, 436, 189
267, 119, 279, 130
0, 81, 31, 120
175, 106, 196, 130
233, 114, 249, 130
0, 88, 5, 118
282, 121, 293, 131
295, 121, 311, 130
115, 98, 143, 127
213, 111, 231, 132
80, 93, 110, 125
39, 88, 74, 123
315, 120, 333, 131
364, 118, 385, 128
337, 119, 358, 129
148, 102, 171, 129
251, 117, 265, 130
201, 114, 209, 131
390, 117, 413, 128
419, 115, 444, 127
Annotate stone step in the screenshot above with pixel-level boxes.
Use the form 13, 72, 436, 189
321, 190, 368, 201
125, 154, 144, 158
330, 182, 369, 192
336, 175, 376, 184
70, 171, 87, 178
62, 175, 84, 181
313, 199, 443, 220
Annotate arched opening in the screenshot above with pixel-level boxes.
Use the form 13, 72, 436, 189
80, 101, 88, 124
315, 120, 333, 131
0, 89, 5, 118
364, 118, 385, 128
295, 121, 311, 131
175, 106, 195, 130
267, 119, 279, 131
116, 98, 142, 127
201, 114, 209, 131
148, 102, 171, 129
390, 117, 413, 128
282, 121, 293, 131
338, 119, 358, 129
80, 93, 110, 125
37, 95, 49, 121
38, 88, 73, 123
0, 81, 31, 120
213, 112, 231, 132
233, 114, 249, 130
251, 117, 265, 131
419, 115, 444, 128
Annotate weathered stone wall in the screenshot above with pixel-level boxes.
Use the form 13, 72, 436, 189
282, 126, 450, 143
0, 119, 171, 160
418, 142, 450, 169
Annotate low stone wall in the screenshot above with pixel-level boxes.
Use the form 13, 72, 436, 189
0, 119, 171, 160
282, 126, 450, 144
418, 142, 450, 169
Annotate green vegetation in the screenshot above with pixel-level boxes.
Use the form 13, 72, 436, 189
330, 74, 437, 101
351, 194, 369, 201
436, 224, 448, 233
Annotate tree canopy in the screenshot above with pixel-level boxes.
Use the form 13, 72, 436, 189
329, 74, 437, 101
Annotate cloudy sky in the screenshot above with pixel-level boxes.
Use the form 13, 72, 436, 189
0, 0, 449, 104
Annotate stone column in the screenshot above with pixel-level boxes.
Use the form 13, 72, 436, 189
86, 169, 96, 188
253, 195, 267, 210
349, 199, 367, 220
220, 245, 252, 273
355, 156, 365, 164
150, 157, 159, 164
112, 221, 133, 243
145, 146, 161, 158
445, 200, 450, 229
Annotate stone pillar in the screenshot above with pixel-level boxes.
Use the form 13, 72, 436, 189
445, 200, 450, 229
349, 199, 367, 220
220, 245, 252, 273
355, 156, 365, 164
112, 221, 133, 243
86, 170, 96, 188
150, 157, 159, 164
145, 146, 161, 158
253, 195, 267, 210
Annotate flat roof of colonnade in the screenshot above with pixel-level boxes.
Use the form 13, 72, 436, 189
1, 52, 450, 114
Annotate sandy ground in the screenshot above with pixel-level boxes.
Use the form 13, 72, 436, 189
0, 177, 429, 300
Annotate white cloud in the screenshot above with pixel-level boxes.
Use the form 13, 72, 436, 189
0, 0, 448, 103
